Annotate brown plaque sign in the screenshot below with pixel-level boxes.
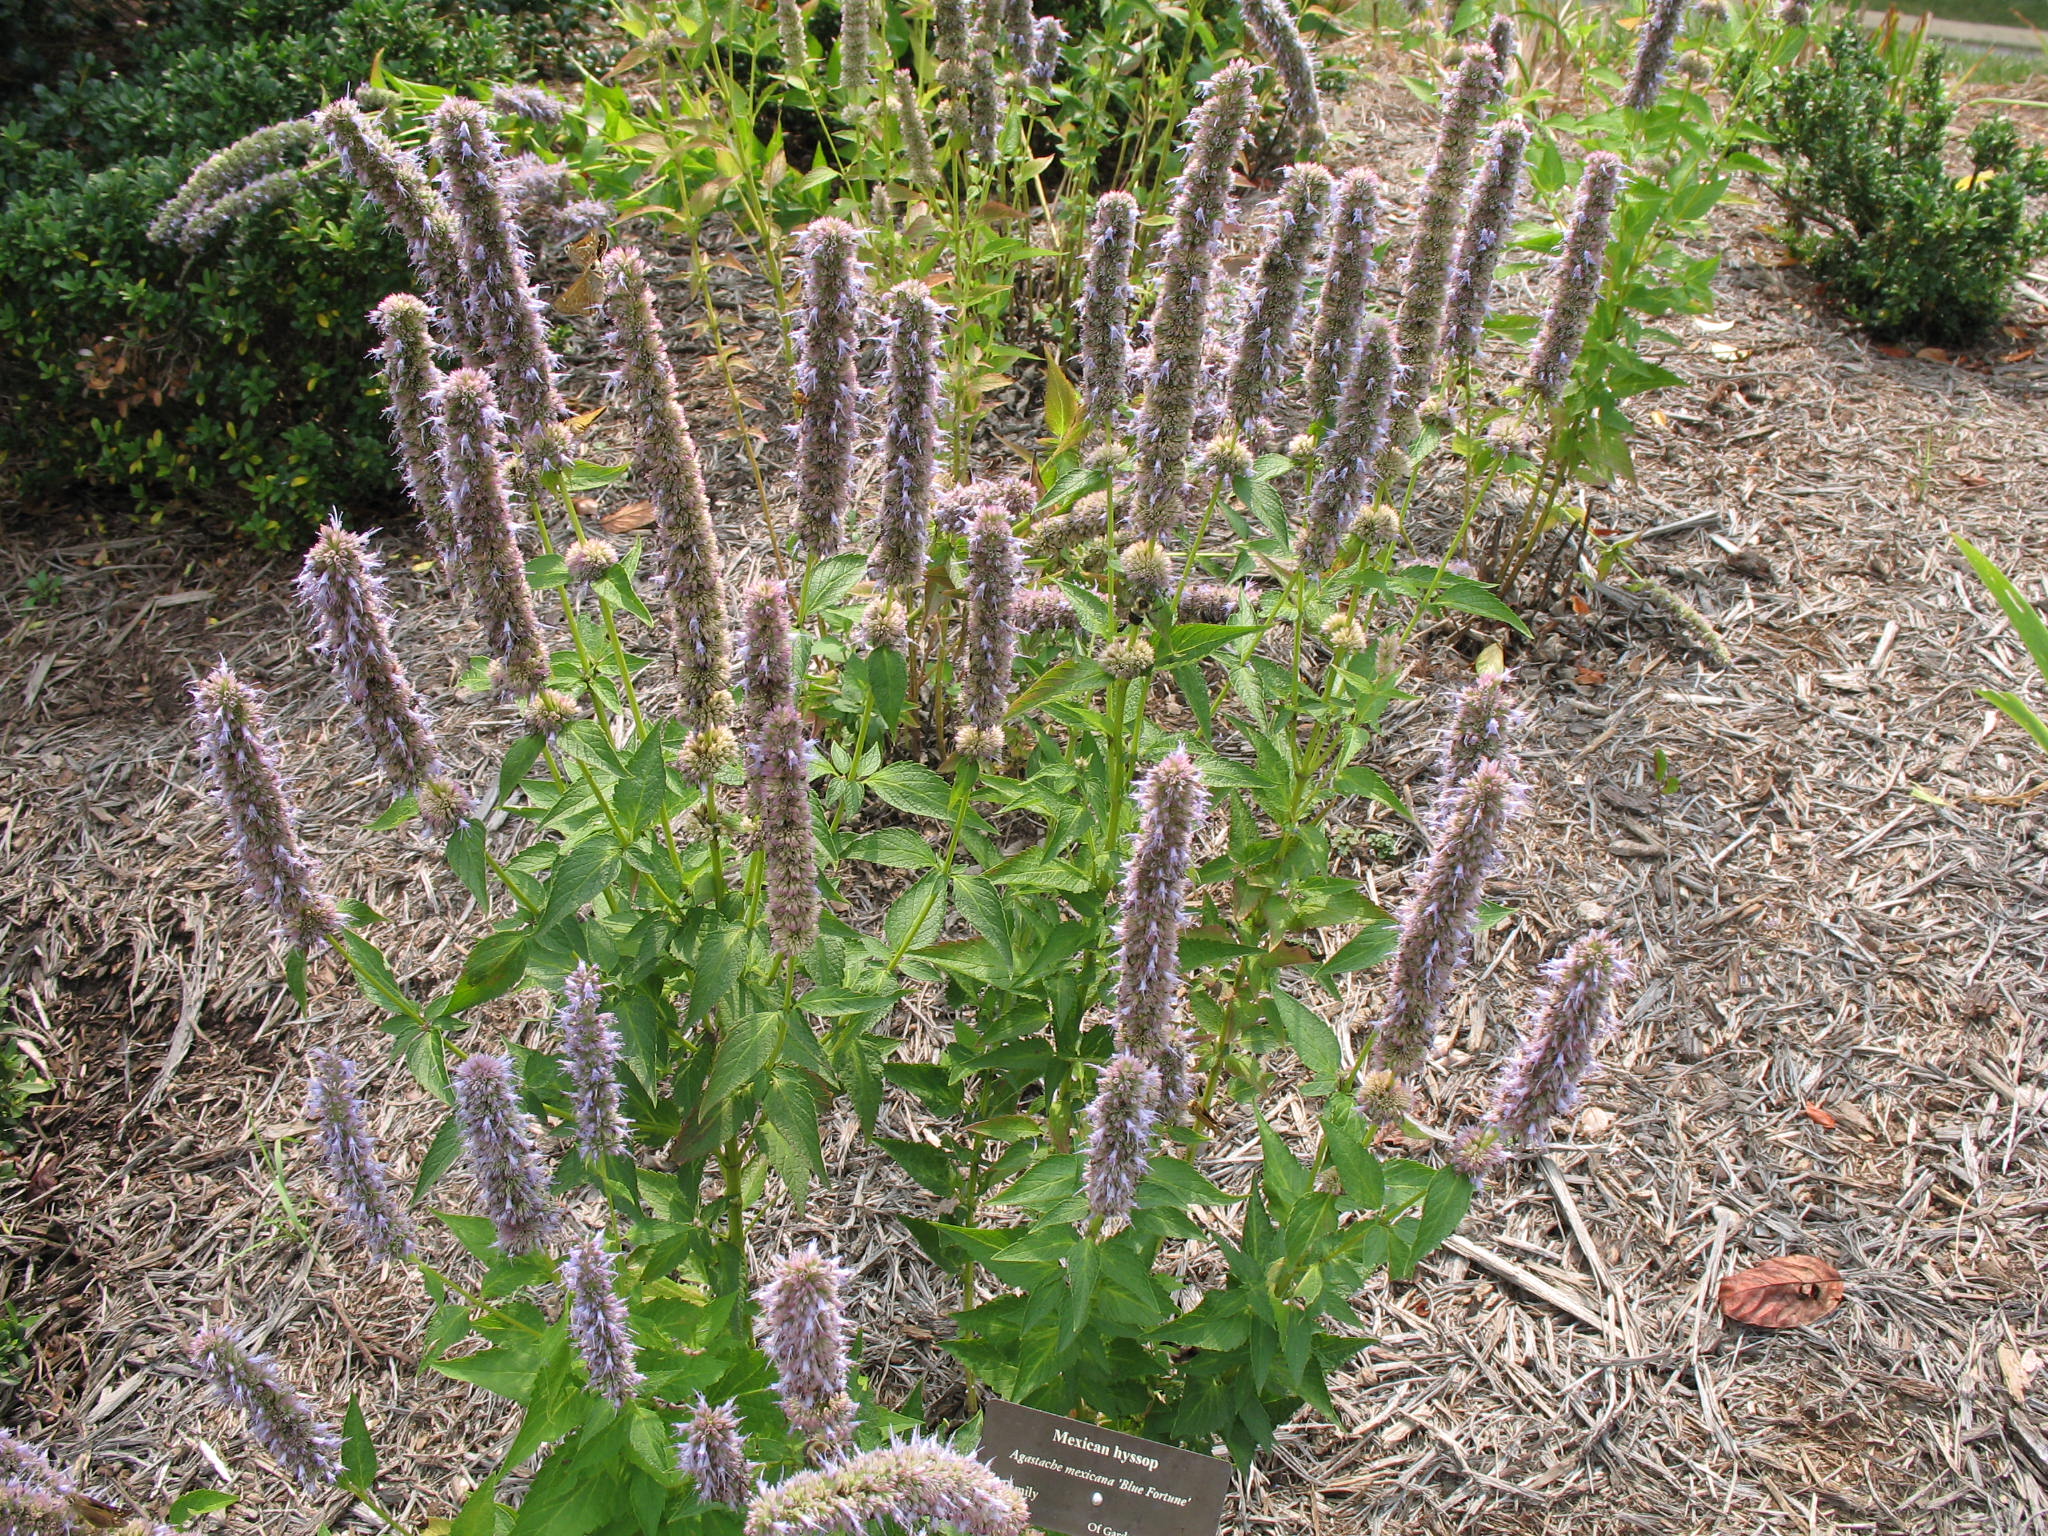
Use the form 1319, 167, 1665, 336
977, 1398, 1233, 1536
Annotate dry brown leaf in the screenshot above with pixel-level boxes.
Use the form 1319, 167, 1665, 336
1575, 666, 1607, 685
1720, 1254, 1844, 1329
1803, 1101, 1837, 1129
602, 500, 657, 533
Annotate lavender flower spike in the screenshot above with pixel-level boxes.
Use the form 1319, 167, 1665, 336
439, 368, 551, 697
557, 962, 628, 1164
432, 96, 568, 465
191, 665, 342, 950
893, 71, 939, 186
0, 1430, 72, 1500
190, 1329, 340, 1490
1304, 168, 1381, 423
599, 248, 734, 735
1390, 47, 1500, 442
369, 294, 458, 581
561, 1236, 642, 1407
151, 116, 320, 246
792, 219, 864, 556
1077, 192, 1139, 427
956, 504, 1021, 762
451, 1051, 558, 1256
1131, 61, 1258, 539
744, 1437, 1029, 1536
756, 1245, 856, 1453
1225, 162, 1335, 430
1112, 750, 1209, 1117
1436, 667, 1522, 793
779, 0, 810, 67
1442, 115, 1529, 365
1487, 12, 1517, 82
1299, 314, 1396, 572
1082, 1053, 1162, 1227
872, 281, 944, 591
1491, 931, 1628, 1145
678, 1398, 752, 1506
1526, 152, 1623, 401
298, 521, 472, 834
305, 1050, 417, 1261
1623, 0, 1687, 112
838, 0, 876, 109
757, 703, 822, 958
1370, 760, 1519, 1075
1240, 0, 1325, 154
740, 578, 796, 815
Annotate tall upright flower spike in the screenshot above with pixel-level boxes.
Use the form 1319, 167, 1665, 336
439, 368, 551, 697
557, 962, 628, 1164
432, 96, 568, 464
1082, 1053, 1161, 1226
319, 100, 482, 357
1623, 0, 1687, 111
1370, 760, 1519, 1076
1001, 0, 1035, 61
872, 281, 944, 590
599, 248, 734, 734
451, 1051, 558, 1256
191, 665, 342, 950
756, 1246, 856, 1453
793, 219, 864, 557
305, 1049, 417, 1261
1390, 47, 1500, 440
1491, 931, 1628, 1145
893, 71, 939, 186
968, 49, 1003, 158
151, 116, 320, 246
956, 504, 1021, 762
1112, 750, 1209, 1117
370, 294, 458, 580
1224, 162, 1335, 430
1442, 115, 1529, 365
838, 0, 875, 109
190, 1330, 340, 1490
1131, 61, 1258, 538
1028, 16, 1064, 82
1304, 168, 1381, 423
1526, 151, 1623, 400
1487, 12, 1517, 81
743, 1438, 1029, 1536
1239, 0, 1325, 154
1299, 314, 1396, 572
1436, 667, 1521, 794
936, 0, 971, 65
561, 1236, 642, 1407
739, 579, 797, 757
1078, 191, 1139, 427
677, 1399, 752, 1506
756, 703, 822, 958
779, 0, 810, 67
297, 521, 472, 835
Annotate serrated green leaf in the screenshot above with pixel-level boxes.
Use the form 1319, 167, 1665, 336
449, 930, 527, 1013
706, 1011, 783, 1105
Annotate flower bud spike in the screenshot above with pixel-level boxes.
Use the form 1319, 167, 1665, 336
1304, 168, 1382, 424
1111, 750, 1209, 1116
451, 1051, 558, 1256
1526, 152, 1623, 401
1240, 0, 1325, 154
1082, 1053, 1161, 1226
1300, 314, 1396, 572
1078, 191, 1139, 427
369, 294, 459, 582
562, 1235, 642, 1406
1442, 116, 1529, 365
438, 368, 551, 696
1491, 931, 1629, 1145
190, 1329, 340, 1490
1225, 162, 1335, 430
956, 505, 1022, 761
756, 1245, 856, 1454
792, 219, 864, 556
556, 962, 629, 1165
305, 1049, 417, 1261
872, 281, 945, 590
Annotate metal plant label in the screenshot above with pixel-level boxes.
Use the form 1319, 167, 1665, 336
977, 1398, 1233, 1536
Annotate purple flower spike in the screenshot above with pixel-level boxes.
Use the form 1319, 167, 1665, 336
1623, 0, 1687, 111
1078, 192, 1139, 427
561, 1235, 642, 1406
756, 1245, 856, 1455
1082, 1053, 1161, 1226
599, 247, 733, 735
1112, 750, 1209, 1117
1526, 152, 1623, 401
956, 504, 1021, 762
1304, 168, 1382, 424
190, 1329, 340, 1490
451, 1051, 558, 1256
438, 367, 551, 697
297, 520, 472, 835
677, 1398, 752, 1505
1225, 162, 1336, 431
1370, 760, 1520, 1076
557, 962, 628, 1165
793, 219, 865, 557
1435, 667, 1523, 800
872, 280, 945, 591
739, 579, 796, 752
369, 294, 458, 582
1240, 0, 1325, 154
744, 1438, 1029, 1536
191, 664, 343, 950
1300, 314, 1396, 573
1491, 931, 1629, 1145
305, 1050, 417, 1262
1443, 116, 1529, 365
755, 702, 822, 959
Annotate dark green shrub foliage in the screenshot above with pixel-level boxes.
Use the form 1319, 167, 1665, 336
1760, 23, 2048, 346
0, 0, 530, 545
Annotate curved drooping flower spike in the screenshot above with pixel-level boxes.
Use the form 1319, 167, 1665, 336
451, 1051, 559, 1256
743, 1437, 1029, 1536
438, 368, 551, 697
1078, 191, 1140, 428
297, 521, 472, 835
1490, 930, 1629, 1144
1623, 0, 1688, 111
305, 1049, 417, 1262
792, 219, 865, 556
191, 664, 343, 950
872, 281, 945, 591
599, 247, 733, 736
1112, 750, 1210, 1117
151, 116, 321, 247
1370, 760, 1520, 1075
1442, 116, 1529, 365
1082, 1052, 1162, 1226
491, 81, 568, 125
190, 1330, 341, 1491
369, 294, 458, 581
677, 1398, 752, 1506
1299, 314, 1396, 573
1304, 168, 1382, 423
556, 962, 629, 1164
1225, 162, 1336, 431
1131, 61, 1259, 539
1526, 151, 1624, 400
755, 1245, 856, 1454
956, 505, 1022, 762
1240, 0, 1325, 153
561, 1236, 643, 1407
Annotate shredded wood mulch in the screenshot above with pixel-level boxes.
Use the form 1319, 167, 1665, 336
1, 46, 2045, 1536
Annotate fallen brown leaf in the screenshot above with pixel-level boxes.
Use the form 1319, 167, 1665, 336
1575, 666, 1607, 685
1720, 1254, 1844, 1329
1874, 342, 1911, 359
602, 500, 657, 533
2000, 348, 2035, 364
1915, 346, 1950, 364
1803, 1101, 1837, 1129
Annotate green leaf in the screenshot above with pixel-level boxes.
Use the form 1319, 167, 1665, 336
1981, 689, 2048, 755
341, 1396, 378, 1488
1411, 1166, 1474, 1262
843, 827, 939, 869
884, 869, 949, 955
802, 551, 870, 616
1007, 657, 1110, 719
1257, 1116, 1310, 1209
494, 735, 547, 811
1319, 921, 1399, 976
868, 645, 909, 728
762, 1070, 824, 1202
949, 873, 1013, 972
564, 460, 630, 493
1334, 763, 1412, 821
1156, 622, 1261, 668
1059, 1239, 1099, 1350
1390, 565, 1530, 636
338, 932, 424, 1025
445, 818, 489, 908
1957, 536, 2048, 685
450, 1477, 505, 1536
1136, 1158, 1239, 1210
449, 931, 528, 1013
369, 794, 420, 831
534, 837, 619, 939
284, 947, 309, 1016
168, 1489, 239, 1525
1269, 991, 1342, 1082
877, 1135, 955, 1198
867, 761, 957, 820
706, 1011, 783, 1105
1043, 356, 1081, 440
1319, 1100, 1385, 1211
412, 1113, 466, 1205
